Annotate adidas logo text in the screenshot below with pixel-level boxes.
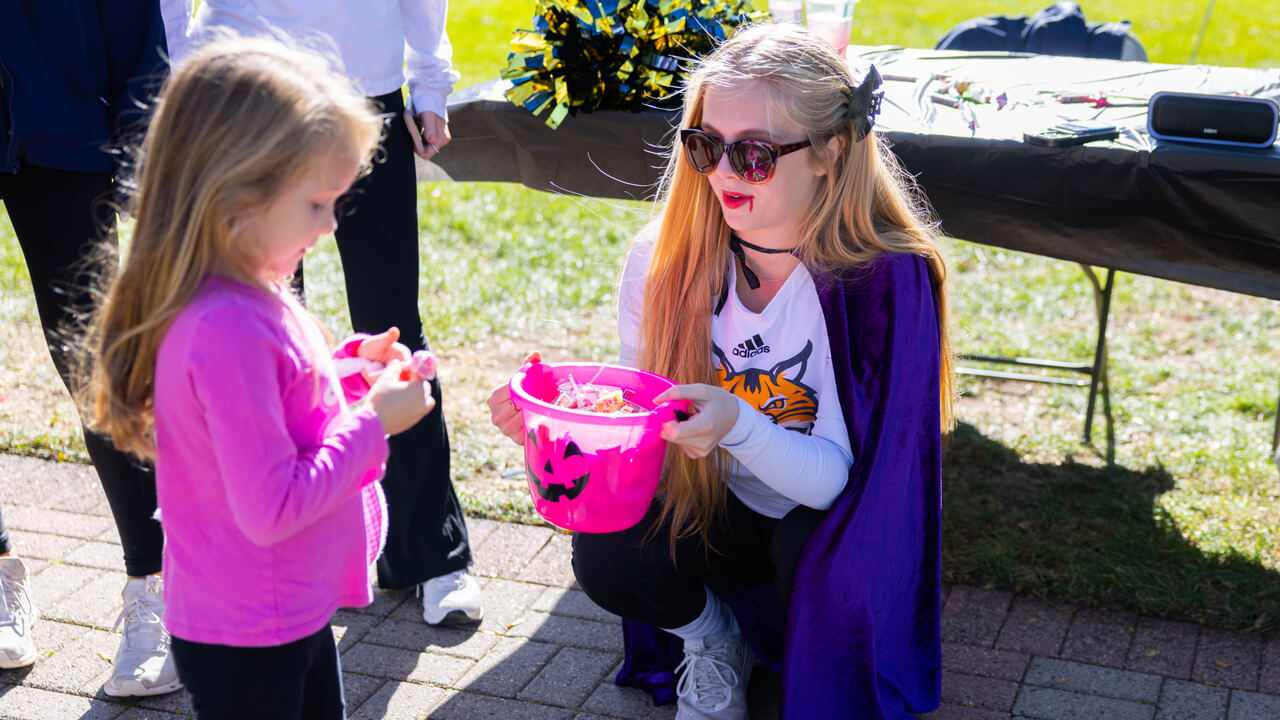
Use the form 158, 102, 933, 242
731, 334, 770, 358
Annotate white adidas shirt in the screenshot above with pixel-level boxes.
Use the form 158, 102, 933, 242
619, 234, 853, 518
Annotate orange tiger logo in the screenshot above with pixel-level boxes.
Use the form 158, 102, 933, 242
714, 341, 818, 434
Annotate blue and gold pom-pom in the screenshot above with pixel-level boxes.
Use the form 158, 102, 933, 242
502, 0, 767, 129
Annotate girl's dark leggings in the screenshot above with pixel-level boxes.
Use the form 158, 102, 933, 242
571, 491, 825, 629
170, 625, 343, 720
0, 165, 162, 575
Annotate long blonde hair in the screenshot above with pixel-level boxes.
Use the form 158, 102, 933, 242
78, 37, 382, 461
639, 24, 955, 548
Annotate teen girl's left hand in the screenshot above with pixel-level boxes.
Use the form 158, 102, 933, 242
486, 351, 542, 445
357, 327, 412, 385
653, 383, 739, 458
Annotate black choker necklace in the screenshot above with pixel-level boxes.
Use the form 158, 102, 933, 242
728, 234, 798, 290
715, 234, 800, 315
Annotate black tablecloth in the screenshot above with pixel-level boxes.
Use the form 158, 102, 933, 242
436, 46, 1280, 300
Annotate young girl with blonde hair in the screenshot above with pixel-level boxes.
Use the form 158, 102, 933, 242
491, 23, 952, 720
80, 37, 435, 719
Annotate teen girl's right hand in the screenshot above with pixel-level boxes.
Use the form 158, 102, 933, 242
486, 351, 542, 445
368, 359, 435, 435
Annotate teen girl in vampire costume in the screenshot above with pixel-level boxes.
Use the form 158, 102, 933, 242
491, 24, 954, 719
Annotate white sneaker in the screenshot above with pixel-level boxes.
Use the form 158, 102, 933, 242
0, 557, 37, 669
420, 569, 483, 626
103, 575, 182, 697
674, 615, 755, 720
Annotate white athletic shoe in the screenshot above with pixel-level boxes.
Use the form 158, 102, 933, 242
0, 557, 37, 669
674, 614, 755, 720
103, 575, 182, 697
420, 569, 483, 626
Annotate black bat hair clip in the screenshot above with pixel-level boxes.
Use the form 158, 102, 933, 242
844, 64, 884, 141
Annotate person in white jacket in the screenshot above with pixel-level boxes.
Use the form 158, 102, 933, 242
163, 0, 483, 626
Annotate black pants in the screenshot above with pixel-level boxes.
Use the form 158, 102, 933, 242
295, 90, 469, 589
171, 625, 343, 720
572, 493, 825, 629
0, 165, 163, 575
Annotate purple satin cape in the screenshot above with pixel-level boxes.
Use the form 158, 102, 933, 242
616, 252, 943, 719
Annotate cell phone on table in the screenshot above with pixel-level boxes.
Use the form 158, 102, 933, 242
1024, 120, 1119, 147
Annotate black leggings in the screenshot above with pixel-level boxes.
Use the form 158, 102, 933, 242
170, 625, 343, 720
0, 165, 163, 575
294, 90, 470, 589
572, 493, 825, 629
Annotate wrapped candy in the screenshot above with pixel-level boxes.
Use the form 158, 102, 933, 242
502, 0, 767, 129
553, 375, 645, 413
403, 350, 438, 382
333, 350, 438, 383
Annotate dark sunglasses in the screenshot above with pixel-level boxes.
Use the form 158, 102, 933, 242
679, 128, 812, 184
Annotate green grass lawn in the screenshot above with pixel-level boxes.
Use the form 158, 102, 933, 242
1, 2, 1278, 631
449, 1, 1280, 85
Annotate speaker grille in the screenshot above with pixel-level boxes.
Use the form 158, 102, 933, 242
1148, 92, 1278, 147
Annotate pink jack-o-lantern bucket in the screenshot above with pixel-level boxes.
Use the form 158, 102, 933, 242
508, 361, 684, 533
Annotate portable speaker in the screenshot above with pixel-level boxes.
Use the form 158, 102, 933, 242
1147, 91, 1278, 148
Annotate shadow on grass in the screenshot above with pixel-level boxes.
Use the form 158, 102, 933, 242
942, 421, 1280, 632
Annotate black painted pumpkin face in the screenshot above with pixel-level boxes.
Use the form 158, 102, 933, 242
526, 429, 591, 502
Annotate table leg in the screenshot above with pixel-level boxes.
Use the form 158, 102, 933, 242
1272, 382, 1279, 458
956, 265, 1117, 455
1082, 268, 1115, 445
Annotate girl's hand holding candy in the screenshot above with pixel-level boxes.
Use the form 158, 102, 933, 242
355, 328, 439, 434
368, 359, 435, 435
350, 327, 438, 383
356, 327, 411, 384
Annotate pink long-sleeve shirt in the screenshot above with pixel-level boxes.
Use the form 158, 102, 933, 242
154, 275, 389, 647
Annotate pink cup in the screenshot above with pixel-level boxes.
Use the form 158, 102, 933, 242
508, 361, 685, 533
806, 0, 857, 57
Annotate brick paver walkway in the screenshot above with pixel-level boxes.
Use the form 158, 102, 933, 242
0, 452, 1277, 719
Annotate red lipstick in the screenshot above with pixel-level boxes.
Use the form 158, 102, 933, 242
722, 191, 753, 211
